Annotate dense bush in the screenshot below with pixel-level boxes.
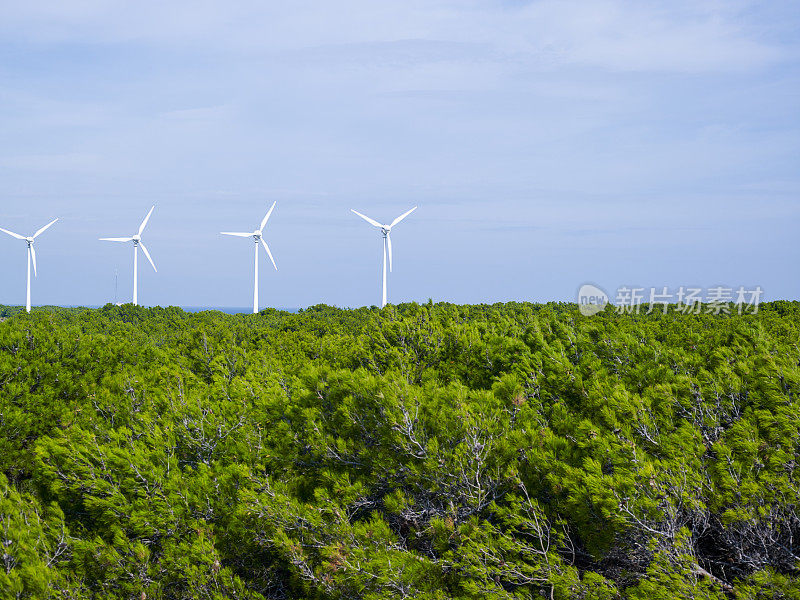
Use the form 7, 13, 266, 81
0, 301, 798, 598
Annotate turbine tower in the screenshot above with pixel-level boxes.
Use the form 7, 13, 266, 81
351, 206, 416, 308
0, 218, 58, 312
99, 206, 157, 306
221, 202, 278, 314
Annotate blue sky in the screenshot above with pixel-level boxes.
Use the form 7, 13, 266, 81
0, 1, 798, 308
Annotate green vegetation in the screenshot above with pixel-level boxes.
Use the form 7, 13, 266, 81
0, 301, 798, 599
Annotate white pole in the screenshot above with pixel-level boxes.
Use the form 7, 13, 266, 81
26, 246, 31, 313
253, 240, 259, 314
381, 235, 387, 308
133, 244, 138, 306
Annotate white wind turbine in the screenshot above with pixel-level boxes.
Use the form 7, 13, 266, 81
220, 202, 278, 314
0, 218, 58, 313
351, 206, 416, 308
99, 206, 157, 306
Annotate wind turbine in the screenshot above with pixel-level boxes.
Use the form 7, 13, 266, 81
351, 206, 416, 308
220, 202, 278, 314
0, 218, 58, 313
99, 206, 157, 306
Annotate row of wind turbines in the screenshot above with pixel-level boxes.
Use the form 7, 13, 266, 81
0, 204, 417, 313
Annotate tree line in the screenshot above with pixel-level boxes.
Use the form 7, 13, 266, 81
0, 301, 798, 598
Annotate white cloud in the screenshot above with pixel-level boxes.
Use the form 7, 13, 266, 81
512, 0, 782, 72
159, 105, 232, 121
0, 152, 102, 171
0, 0, 786, 73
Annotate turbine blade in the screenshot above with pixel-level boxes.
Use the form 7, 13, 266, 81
220, 232, 252, 237
99, 237, 134, 242
390, 206, 417, 228
140, 242, 157, 272
138, 205, 155, 235
0, 227, 25, 240
260, 201, 276, 231
30, 245, 37, 277
260, 238, 277, 270
351, 209, 381, 228
33, 218, 58, 238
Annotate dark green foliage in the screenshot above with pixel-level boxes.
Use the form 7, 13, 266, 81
0, 301, 798, 598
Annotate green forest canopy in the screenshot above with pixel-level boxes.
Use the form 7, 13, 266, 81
0, 301, 798, 599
